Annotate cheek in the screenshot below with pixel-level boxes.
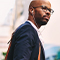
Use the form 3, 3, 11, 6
35, 9, 44, 18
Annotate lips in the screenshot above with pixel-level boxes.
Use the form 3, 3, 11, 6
43, 16, 50, 21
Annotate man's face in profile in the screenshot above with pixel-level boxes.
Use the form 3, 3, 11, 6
33, 0, 51, 25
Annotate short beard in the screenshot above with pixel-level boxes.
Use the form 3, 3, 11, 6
36, 20, 48, 26
40, 21, 48, 25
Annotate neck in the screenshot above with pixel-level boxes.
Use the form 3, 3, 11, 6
28, 14, 41, 29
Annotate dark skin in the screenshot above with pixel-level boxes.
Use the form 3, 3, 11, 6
28, 0, 51, 28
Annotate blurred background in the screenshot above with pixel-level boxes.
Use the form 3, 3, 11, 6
0, 0, 60, 60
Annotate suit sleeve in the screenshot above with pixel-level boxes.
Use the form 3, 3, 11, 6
13, 26, 35, 60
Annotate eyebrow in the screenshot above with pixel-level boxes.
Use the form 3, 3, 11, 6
33, 6, 42, 8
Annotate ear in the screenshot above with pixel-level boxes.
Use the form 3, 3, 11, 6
29, 7, 34, 15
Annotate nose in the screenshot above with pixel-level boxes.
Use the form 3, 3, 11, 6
46, 10, 51, 16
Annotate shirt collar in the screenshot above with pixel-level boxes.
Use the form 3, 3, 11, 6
27, 20, 39, 32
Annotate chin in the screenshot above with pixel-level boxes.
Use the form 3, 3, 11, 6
41, 19, 49, 25
37, 18, 49, 25
40, 21, 48, 25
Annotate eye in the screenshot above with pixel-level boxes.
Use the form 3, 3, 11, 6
42, 6, 47, 10
48, 9, 51, 12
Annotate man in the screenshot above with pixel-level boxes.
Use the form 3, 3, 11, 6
5, 0, 54, 60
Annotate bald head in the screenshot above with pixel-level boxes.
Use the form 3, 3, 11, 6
28, 0, 52, 28
29, 0, 51, 8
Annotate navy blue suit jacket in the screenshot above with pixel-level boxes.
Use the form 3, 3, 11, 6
7, 21, 45, 60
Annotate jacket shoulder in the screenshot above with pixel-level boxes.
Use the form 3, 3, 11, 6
14, 21, 37, 34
